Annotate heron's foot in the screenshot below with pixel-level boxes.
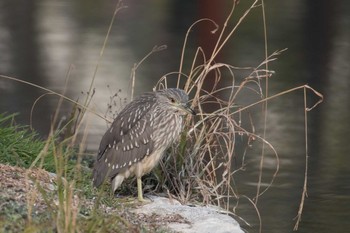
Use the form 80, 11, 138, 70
137, 192, 152, 203
138, 196, 148, 203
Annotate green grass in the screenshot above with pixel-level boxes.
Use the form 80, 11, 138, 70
0, 113, 81, 174
0, 113, 56, 171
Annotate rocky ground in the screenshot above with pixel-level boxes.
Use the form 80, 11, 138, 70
0, 164, 243, 232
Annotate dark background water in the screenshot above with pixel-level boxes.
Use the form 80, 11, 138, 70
0, 0, 349, 232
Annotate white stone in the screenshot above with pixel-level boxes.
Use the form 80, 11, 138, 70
133, 196, 243, 233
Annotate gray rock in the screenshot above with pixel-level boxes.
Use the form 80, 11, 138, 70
133, 196, 244, 233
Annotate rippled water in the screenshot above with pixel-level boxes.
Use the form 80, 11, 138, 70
0, 1, 349, 232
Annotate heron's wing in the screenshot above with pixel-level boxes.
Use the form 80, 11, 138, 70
93, 93, 157, 187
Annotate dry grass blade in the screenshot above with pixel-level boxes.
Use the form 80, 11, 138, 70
293, 85, 323, 230
130, 45, 167, 100
151, 2, 323, 232
0, 74, 108, 122
83, 0, 127, 110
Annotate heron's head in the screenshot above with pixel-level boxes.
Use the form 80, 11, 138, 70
156, 88, 196, 116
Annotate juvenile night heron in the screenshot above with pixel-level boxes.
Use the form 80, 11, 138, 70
93, 88, 195, 201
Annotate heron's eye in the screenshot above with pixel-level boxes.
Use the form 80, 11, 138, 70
169, 97, 176, 103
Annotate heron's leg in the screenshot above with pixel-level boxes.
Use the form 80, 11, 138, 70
137, 177, 145, 202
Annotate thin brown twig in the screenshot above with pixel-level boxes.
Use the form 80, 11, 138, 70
83, 1, 127, 109
230, 84, 324, 116
255, 0, 269, 209
130, 45, 167, 100
0, 74, 108, 122
177, 18, 218, 88
293, 86, 310, 230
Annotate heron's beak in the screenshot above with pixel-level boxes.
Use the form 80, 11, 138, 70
181, 103, 196, 115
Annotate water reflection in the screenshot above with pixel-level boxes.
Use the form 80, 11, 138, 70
0, 1, 349, 232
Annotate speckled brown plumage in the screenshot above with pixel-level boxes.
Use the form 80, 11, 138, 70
92, 88, 195, 201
